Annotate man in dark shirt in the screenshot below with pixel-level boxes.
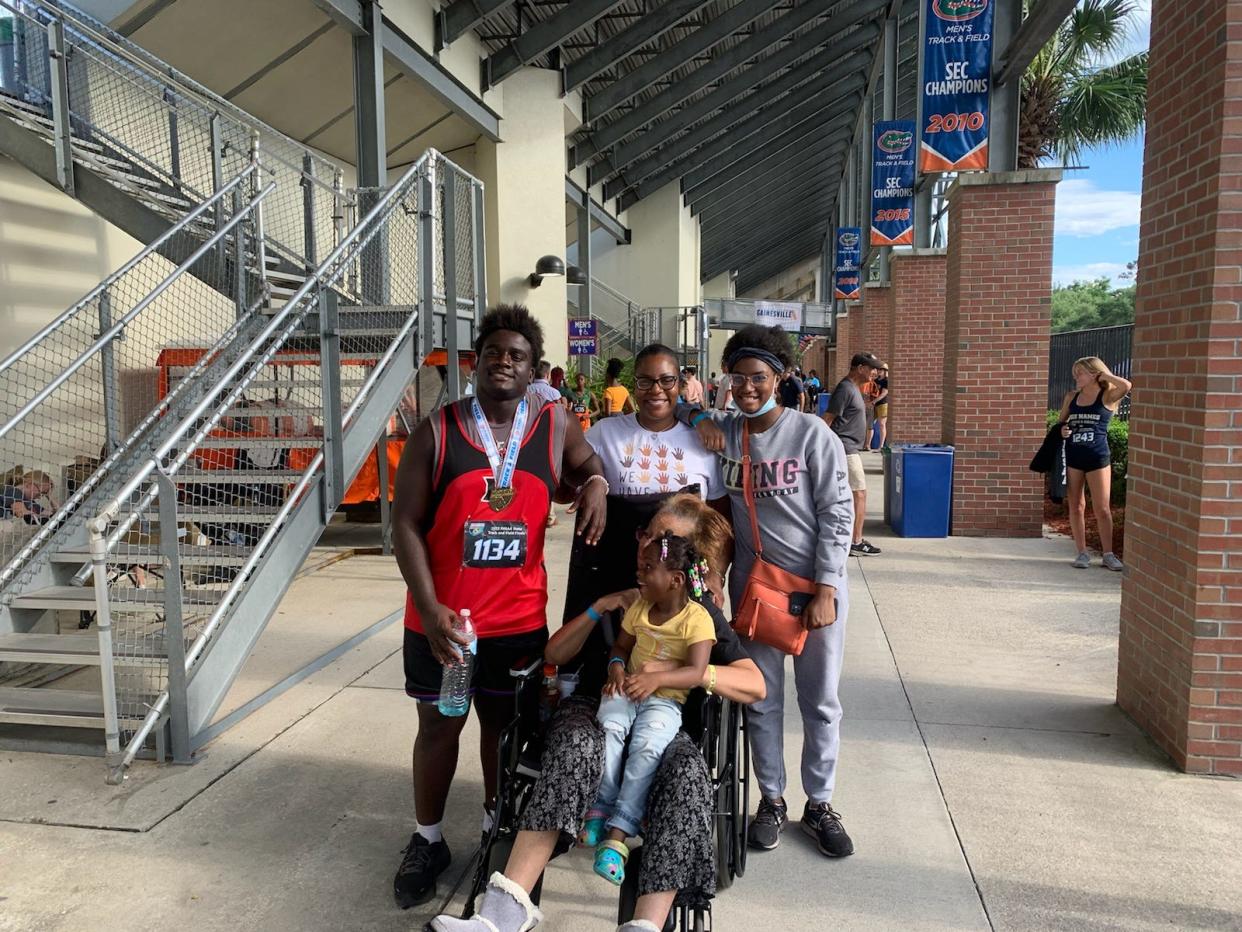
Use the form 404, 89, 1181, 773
778, 369, 805, 411
824, 353, 883, 555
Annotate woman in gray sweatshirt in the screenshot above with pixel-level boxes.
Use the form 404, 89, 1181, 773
680, 324, 856, 860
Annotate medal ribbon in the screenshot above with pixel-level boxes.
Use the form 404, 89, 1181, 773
471, 397, 527, 492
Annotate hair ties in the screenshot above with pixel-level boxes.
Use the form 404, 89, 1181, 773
660, 536, 669, 561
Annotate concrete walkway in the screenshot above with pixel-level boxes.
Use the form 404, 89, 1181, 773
1, 461, 1240, 930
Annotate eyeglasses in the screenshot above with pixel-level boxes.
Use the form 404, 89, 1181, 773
727, 372, 770, 389
634, 375, 680, 391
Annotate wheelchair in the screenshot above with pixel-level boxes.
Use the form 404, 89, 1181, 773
447, 657, 748, 932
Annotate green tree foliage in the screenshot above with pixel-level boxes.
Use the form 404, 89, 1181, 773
1019, 0, 1148, 168
1051, 277, 1135, 332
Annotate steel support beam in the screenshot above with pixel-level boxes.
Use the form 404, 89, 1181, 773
311, 0, 365, 34
577, 200, 592, 322
436, 0, 517, 51
383, 18, 502, 142
352, 0, 386, 188
596, 45, 872, 189
565, 176, 630, 245
564, 0, 712, 93
704, 197, 837, 253
988, 0, 1022, 172
995, 0, 1078, 87
582, 0, 775, 125
736, 243, 825, 291
618, 99, 861, 212
708, 234, 827, 283
690, 142, 849, 216
679, 98, 860, 198
484, 0, 629, 90
878, 11, 898, 284
575, 0, 870, 166
592, 22, 879, 185
603, 69, 865, 199
913, 0, 932, 247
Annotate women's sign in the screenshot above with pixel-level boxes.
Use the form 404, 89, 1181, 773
920, 0, 994, 172
871, 120, 916, 246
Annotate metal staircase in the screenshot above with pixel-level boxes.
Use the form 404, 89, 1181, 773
0, 1, 486, 781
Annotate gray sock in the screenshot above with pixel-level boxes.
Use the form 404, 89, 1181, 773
429, 873, 541, 932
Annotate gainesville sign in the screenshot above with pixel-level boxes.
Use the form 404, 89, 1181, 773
920, 0, 993, 172
755, 301, 803, 331
871, 120, 915, 246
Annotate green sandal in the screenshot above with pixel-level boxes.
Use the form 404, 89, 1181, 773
594, 839, 629, 886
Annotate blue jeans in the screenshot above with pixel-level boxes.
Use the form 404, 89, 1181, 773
594, 693, 682, 837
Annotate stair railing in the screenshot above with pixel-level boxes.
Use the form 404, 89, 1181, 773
0, 161, 272, 593
1, 0, 350, 270
85, 151, 485, 783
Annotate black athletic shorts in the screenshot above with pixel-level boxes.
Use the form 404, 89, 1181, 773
403, 626, 548, 702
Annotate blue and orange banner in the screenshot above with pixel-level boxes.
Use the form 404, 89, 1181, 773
920, 0, 994, 173
871, 120, 916, 246
833, 227, 862, 301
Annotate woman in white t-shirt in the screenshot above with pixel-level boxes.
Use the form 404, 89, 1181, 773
562, 344, 727, 622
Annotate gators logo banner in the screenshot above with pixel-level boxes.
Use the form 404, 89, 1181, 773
871, 121, 916, 246
833, 227, 862, 300
920, 0, 993, 172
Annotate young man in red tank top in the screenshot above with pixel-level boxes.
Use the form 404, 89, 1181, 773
390, 304, 608, 909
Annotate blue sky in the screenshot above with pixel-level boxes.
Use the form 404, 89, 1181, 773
1051, 0, 1149, 287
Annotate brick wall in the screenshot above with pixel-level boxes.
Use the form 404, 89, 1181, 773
888, 250, 947, 444
942, 170, 1059, 536
833, 311, 853, 383
846, 300, 866, 372
863, 283, 892, 364
1117, 0, 1242, 776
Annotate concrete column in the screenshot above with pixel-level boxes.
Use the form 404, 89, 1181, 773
474, 68, 571, 362
887, 250, 946, 444
1117, 0, 1242, 777
942, 169, 1060, 536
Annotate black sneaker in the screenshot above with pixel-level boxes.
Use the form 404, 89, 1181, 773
850, 540, 882, 556
393, 832, 451, 909
747, 797, 788, 850
801, 802, 854, 858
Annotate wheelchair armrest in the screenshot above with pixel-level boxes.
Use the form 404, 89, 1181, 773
509, 655, 543, 681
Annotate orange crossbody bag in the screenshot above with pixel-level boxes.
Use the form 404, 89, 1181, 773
731, 421, 814, 656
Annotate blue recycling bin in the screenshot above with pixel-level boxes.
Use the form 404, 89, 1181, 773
890, 444, 954, 537
817, 392, 830, 415
881, 446, 893, 527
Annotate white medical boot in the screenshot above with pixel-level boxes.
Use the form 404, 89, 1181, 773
426, 873, 541, 932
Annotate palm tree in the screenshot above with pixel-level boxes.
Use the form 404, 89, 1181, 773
1018, 0, 1148, 169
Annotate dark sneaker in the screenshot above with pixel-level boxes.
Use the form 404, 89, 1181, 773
801, 802, 854, 858
747, 797, 788, 851
850, 540, 882, 556
393, 832, 451, 909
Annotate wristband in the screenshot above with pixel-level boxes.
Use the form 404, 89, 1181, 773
691, 410, 710, 426
706, 664, 717, 695
585, 605, 602, 624
608, 656, 627, 668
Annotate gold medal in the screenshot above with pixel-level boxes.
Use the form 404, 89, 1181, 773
488, 486, 515, 512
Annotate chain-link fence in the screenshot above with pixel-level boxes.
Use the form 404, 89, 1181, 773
0, 165, 268, 595
1, 0, 349, 271
83, 151, 483, 781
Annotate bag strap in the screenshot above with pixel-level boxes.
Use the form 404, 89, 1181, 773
741, 421, 764, 559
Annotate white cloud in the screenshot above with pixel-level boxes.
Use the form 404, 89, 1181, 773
1053, 262, 1132, 287
1055, 179, 1141, 237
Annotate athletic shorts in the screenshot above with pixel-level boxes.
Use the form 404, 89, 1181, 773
874, 402, 888, 418
403, 626, 548, 702
846, 452, 867, 492
1065, 449, 1110, 474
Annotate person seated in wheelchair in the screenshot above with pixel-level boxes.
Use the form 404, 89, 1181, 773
429, 494, 764, 932
582, 534, 715, 887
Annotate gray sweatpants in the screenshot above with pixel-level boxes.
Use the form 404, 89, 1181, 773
742, 584, 847, 805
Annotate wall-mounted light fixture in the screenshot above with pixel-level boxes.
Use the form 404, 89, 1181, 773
528, 255, 566, 288
566, 264, 587, 286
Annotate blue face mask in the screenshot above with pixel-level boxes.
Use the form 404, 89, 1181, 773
740, 395, 778, 419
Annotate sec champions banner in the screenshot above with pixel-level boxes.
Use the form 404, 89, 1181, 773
833, 227, 862, 301
920, 0, 994, 172
871, 120, 916, 246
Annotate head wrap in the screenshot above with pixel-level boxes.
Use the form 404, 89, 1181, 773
725, 347, 785, 375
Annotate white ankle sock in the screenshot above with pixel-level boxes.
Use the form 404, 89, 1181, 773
417, 820, 443, 843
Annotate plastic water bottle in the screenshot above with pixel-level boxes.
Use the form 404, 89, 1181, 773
437, 610, 476, 717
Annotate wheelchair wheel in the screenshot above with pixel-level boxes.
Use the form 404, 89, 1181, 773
712, 699, 736, 891
733, 701, 749, 880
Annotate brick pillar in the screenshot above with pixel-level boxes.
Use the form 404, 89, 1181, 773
943, 169, 1060, 536
833, 311, 853, 383
888, 249, 947, 444
1117, 0, 1242, 776
863, 283, 892, 362
846, 299, 866, 367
